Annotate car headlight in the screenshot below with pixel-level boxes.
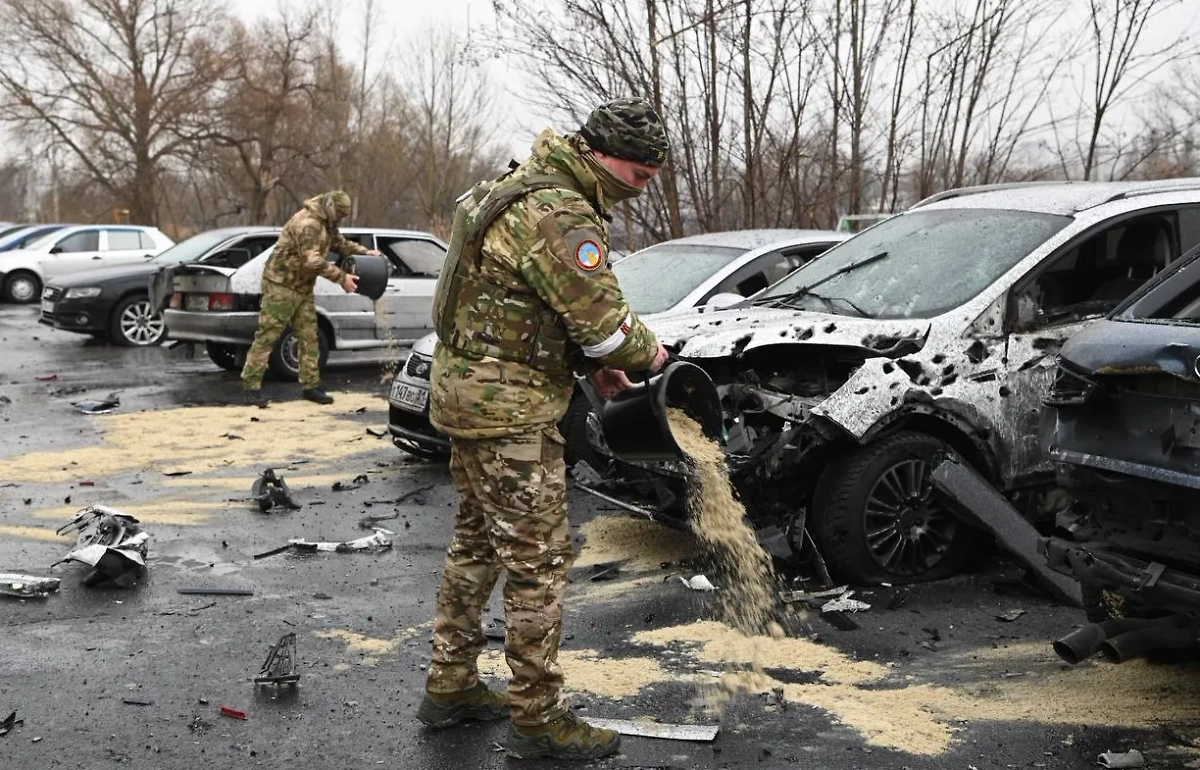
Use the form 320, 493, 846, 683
64, 287, 102, 299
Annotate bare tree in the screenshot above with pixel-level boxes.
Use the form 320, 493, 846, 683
0, 0, 228, 224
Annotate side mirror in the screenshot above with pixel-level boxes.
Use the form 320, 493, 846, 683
705, 292, 743, 309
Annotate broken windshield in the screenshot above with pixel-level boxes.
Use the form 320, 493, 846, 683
762, 209, 1071, 319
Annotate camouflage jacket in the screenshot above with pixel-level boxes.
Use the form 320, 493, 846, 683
430, 129, 659, 439
262, 197, 368, 292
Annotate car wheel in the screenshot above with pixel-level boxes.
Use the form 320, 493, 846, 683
3, 270, 41, 303
812, 430, 978, 585
560, 389, 602, 470
268, 325, 329, 381
205, 342, 242, 372
110, 294, 165, 346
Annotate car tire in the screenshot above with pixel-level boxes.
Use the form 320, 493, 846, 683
3, 270, 41, 303
560, 389, 602, 470
811, 430, 978, 585
268, 325, 329, 381
110, 294, 166, 346
205, 342, 242, 372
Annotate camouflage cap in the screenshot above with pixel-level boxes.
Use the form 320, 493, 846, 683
578, 97, 670, 167
322, 191, 353, 220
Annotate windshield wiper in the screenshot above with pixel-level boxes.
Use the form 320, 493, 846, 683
755, 250, 889, 310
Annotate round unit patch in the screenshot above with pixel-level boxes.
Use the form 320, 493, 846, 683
574, 240, 604, 272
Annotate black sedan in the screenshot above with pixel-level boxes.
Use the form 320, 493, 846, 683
40, 226, 279, 346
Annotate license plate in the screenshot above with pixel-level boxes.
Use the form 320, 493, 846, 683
185, 294, 208, 311
391, 380, 429, 411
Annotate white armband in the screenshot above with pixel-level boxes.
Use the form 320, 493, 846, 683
582, 313, 634, 358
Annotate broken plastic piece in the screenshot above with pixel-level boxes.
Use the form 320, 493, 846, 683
0, 573, 61, 599
779, 585, 850, 604
35, 374, 58, 382
821, 590, 871, 613
288, 528, 393, 554
71, 393, 120, 414
366, 427, 388, 437
0, 711, 23, 737
584, 718, 719, 741
255, 632, 299, 685
679, 575, 717, 591
121, 698, 153, 706
995, 609, 1026, 622
53, 506, 148, 588
332, 473, 370, 492
219, 706, 248, 721
1098, 749, 1146, 768
251, 469, 301, 512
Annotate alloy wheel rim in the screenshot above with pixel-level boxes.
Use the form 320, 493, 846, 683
862, 457, 958, 576
11, 278, 35, 302
120, 301, 165, 345
283, 334, 300, 375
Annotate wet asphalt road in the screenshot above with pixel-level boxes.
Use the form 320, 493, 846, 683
3, 302, 1200, 770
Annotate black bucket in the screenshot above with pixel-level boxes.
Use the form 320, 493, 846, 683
599, 361, 724, 463
340, 254, 390, 300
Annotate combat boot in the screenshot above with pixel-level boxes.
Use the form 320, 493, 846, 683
301, 387, 333, 405
244, 389, 269, 408
415, 683, 509, 729
505, 711, 621, 760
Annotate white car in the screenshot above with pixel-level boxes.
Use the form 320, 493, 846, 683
386, 228, 850, 459
0, 224, 174, 303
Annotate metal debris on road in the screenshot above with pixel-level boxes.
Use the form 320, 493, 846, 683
679, 574, 717, 591
0, 711, 23, 737
332, 473, 370, 492
53, 506, 149, 588
71, 393, 120, 414
254, 632, 299, 685
251, 469, 301, 512
820, 589, 871, 613
996, 609, 1026, 622
589, 562, 622, 581
357, 484, 436, 527
584, 718, 719, 742
779, 585, 849, 604
0, 573, 61, 599
121, 698, 153, 706
163, 470, 193, 477
1097, 749, 1146, 768
177, 581, 255, 596
366, 427, 388, 437
287, 528, 394, 554
219, 706, 248, 721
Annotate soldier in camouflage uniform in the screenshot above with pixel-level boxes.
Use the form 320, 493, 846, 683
414, 98, 671, 760
241, 191, 380, 407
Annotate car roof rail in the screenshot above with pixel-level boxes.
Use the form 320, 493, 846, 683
909, 181, 1066, 209
1097, 178, 1200, 205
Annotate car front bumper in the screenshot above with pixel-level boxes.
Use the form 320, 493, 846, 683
164, 309, 258, 345
39, 296, 111, 334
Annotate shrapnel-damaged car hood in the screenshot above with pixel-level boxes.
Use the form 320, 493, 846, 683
647, 304, 931, 359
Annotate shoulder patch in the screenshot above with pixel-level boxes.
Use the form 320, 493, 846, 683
563, 229, 607, 274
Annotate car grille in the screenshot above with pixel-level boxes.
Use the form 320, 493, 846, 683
1045, 360, 1097, 406
405, 353, 433, 381
42, 287, 63, 302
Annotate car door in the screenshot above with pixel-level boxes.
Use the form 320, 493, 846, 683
998, 206, 1200, 482
40, 229, 103, 279
374, 236, 446, 343
102, 228, 155, 267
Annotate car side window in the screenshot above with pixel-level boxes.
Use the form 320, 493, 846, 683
378, 238, 446, 278
712, 245, 828, 298
1008, 210, 1190, 332
139, 232, 157, 250
54, 230, 100, 253
105, 229, 142, 251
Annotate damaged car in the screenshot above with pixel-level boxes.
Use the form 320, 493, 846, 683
1042, 244, 1200, 638
589, 179, 1200, 585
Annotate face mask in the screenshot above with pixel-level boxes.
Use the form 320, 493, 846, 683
583, 152, 644, 204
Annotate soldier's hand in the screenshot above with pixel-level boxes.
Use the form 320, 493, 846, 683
366, 249, 382, 256
591, 368, 635, 399
341, 273, 360, 293
649, 342, 670, 373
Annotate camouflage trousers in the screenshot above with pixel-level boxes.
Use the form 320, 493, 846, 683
241, 281, 321, 390
426, 426, 573, 727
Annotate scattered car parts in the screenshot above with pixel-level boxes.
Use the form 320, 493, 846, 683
255, 632, 299, 685
0, 573, 61, 599
53, 506, 148, 588
251, 469, 301, 512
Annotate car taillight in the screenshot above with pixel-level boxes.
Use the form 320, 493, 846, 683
208, 293, 235, 311
169, 292, 182, 309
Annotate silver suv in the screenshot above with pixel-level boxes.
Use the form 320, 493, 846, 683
161, 228, 446, 379
590, 179, 1200, 585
